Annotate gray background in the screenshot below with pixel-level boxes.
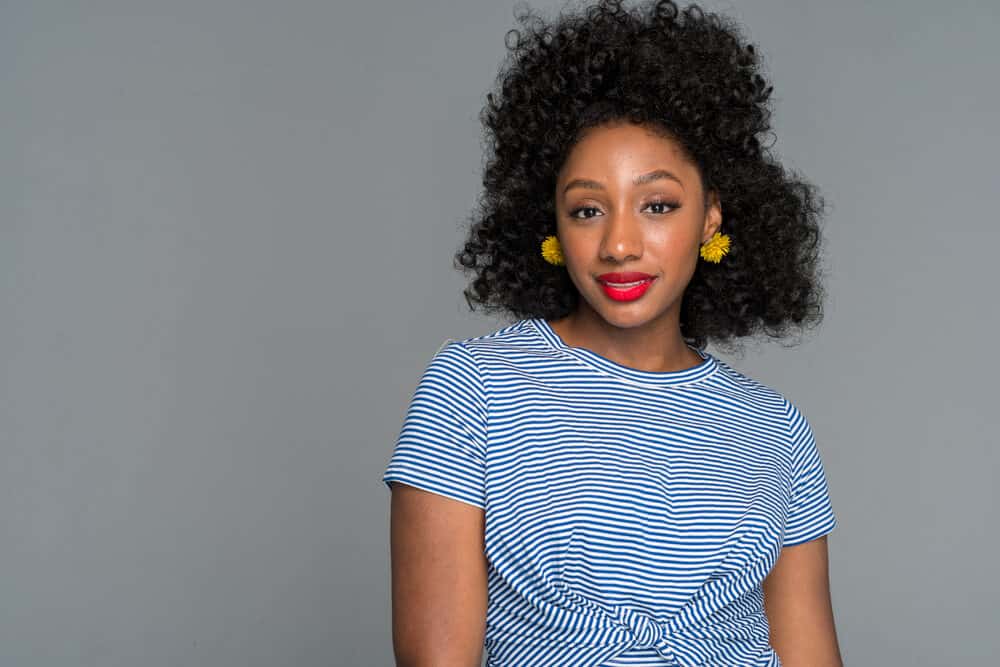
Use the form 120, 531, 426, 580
2, 0, 997, 665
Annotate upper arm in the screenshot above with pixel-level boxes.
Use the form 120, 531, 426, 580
765, 399, 843, 665
763, 535, 843, 667
382, 341, 490, 665
389, 482, 488, 667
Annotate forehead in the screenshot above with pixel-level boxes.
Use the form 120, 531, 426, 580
558, 122, 696, 179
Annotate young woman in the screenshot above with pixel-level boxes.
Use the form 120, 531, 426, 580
383, 1, 843, 665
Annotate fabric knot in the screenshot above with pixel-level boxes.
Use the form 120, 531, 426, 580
615, 606, 671, 650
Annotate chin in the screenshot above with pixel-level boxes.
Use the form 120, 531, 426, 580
585, 300, 663, 329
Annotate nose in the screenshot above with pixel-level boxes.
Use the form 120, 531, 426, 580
599, 208, 643, 263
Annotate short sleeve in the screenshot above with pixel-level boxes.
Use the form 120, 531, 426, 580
782, 400, 838, 546
381, 340, 488, 509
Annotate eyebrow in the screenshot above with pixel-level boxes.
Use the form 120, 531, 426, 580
562, 169, 685, 195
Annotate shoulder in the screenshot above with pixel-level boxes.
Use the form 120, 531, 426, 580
702, 358, 824, 465
437, 319, 552, 369
708, 361, 825, 471
705, 358, 799, 427
446, 319, 542, 351
416, 320, 543, 399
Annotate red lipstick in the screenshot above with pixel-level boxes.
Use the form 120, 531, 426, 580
596, 271, 656, 302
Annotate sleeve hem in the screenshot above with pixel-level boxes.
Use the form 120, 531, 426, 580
782, 517, 837, 547
384, 476, 486, 510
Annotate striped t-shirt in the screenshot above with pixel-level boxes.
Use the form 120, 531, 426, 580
382, 318, 837, 667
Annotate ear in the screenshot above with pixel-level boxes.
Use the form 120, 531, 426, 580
702, 191, 723, 243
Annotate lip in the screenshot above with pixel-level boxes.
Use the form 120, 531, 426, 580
596, 272, 656, 302
597, 272, 655, 283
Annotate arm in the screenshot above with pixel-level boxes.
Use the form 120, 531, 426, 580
762, 534, 843, 667
389, 481, 488, 667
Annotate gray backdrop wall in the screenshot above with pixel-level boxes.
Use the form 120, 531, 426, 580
2, 1, 997, 665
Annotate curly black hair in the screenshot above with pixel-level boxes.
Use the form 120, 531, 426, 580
455, 0, 827, 354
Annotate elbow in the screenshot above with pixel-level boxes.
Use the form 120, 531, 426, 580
392, 633, 483, 667
393, 649, 482, 667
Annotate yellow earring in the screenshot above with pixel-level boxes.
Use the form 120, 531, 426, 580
541, 235, 565, 266
543, 232, 728, 265
699, 231, 731, 263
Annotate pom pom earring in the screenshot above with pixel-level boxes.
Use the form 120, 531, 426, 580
699, 232, 731, 263
541, 235, 565, 266
543, 232, 730, 265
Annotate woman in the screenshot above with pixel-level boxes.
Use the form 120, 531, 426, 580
382, 1, 843, 665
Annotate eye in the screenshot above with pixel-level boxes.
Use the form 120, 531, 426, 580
644, 200, 681, 215
568, 206, 602, 220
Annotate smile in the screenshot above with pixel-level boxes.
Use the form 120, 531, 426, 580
597, 277, 656, 302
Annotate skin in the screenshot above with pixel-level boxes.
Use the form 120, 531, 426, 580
388, 119, 842, 666
548, 120, 722, 373
388, 483, 487, 667
763, 535, 845, 666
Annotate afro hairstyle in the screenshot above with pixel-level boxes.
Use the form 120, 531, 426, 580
455, 0, 828, 354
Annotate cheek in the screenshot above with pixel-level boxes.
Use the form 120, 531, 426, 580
645, 223, 700, 258
557, 227, 598, 261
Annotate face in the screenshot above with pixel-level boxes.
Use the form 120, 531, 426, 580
553, 121, 722, 331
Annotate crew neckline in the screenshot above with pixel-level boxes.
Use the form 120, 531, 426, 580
528, 317, 719, 388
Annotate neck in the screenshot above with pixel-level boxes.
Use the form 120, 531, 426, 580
548, 305, 700, 374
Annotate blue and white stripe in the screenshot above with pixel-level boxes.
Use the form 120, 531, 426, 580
383, 318, 837, 667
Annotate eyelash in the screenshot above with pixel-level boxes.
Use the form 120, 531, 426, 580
568, 200, 681, 219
